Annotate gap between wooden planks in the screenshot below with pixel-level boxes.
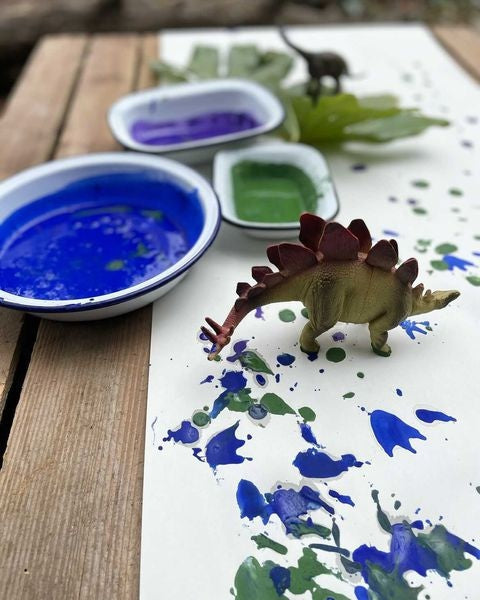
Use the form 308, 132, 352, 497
0, 34, 157, 600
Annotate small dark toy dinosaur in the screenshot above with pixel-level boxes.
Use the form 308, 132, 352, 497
202, 214, 460, 360
280, 28, 349, 101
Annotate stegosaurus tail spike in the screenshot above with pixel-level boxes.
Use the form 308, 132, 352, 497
299, 213, 326, 251
347, 219, 372, 253
366, 240, 398, 271
252, 266, 273, 282
267, 245, 283, 270
319, 222, 359, 260
236, 282, 251, 296
396, 258, 419, 284
277, 243, 317, 274
389, 239, 399, 259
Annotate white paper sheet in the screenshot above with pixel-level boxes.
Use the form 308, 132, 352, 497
141, 25, 480, 600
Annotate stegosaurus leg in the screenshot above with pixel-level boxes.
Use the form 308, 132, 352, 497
369, 313, 396, 357
300, 320, 336, 354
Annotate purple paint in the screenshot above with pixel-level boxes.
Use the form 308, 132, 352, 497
331, 331, 345, 342
200, 375, 214, 384
131, 111, 259, 146
226, 340, 249, 363
254, 307, 265, 320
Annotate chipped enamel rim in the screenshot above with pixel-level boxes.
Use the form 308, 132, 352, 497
0, 153, 221, 313
213, 142, 340, 232
108, 78, 285, 154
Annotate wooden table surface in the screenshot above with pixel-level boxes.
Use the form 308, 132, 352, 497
0, 26, 478, 600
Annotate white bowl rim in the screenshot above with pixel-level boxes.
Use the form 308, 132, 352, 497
0, 152, 221, 313
108, 78, 285, 154
213, 142, 340, 231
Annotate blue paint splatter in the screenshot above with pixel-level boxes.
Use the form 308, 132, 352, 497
293, 448, 362, 478
383, 229, 399, 237
205, 421, 249, 470
332, 331, 345, 341
255, 307, 265, 320
255, 374, 267, 386
248, 404, 268, 420
442, 254, 475, 271
299, 422, 319, 446
164, 420, 199, 444
277, 353, 296, 366
200, 374, 214, 384
400, 319, 430, 339
416, 409, 457, 423
370, 410, 426, 457
219, 370, 247, 392
192, 447, 204, 461
396, 388, 403, 397
328, 489, 355, 507
236, 479, 333, 537
227, 340, 249, 363
354, 586, 369, 600
269, 566, 290, 595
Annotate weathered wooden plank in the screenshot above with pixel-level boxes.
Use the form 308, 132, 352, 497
0, 35, 88, 418
432, 26, 480, 82
0, 33, 156, 600
137, 34, 159, 90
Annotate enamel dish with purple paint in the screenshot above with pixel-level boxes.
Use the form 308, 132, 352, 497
213, 142, 339, 239
108, 79, 284, 163
0, 153, 220, 320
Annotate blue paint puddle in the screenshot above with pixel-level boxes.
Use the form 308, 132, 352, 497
269, 566, 290, 595
299, 422, 319, 446
205, 421, 249, 470
164, 420, 199, 444
210, 370, 249, 419
248, 404, 268, 420
442, 254, 475, 271
293, 448, 363, 478
0, 173, 203, 299
328, 489, 355, 507
255, 374, 267, 386
400, 319, 431, 339
416, 409, 456, 423
227, 340, 249, 363
236, 479, 333, 537
370, 410, 426, 456
277, 353, 296, 366
354, 586, 369, 600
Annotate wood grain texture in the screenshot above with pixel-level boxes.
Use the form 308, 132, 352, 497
0, 33, 156, 600
0, 36, 88, 418
432, 26, 480, 82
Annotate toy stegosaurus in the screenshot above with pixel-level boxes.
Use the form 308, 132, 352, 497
202, 214, 460, 359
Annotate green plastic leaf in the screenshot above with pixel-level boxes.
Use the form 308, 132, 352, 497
260, 393, 295, 415
357, 94, 399, 109
345, 112, 449, 143
149, 59, 189, 84
249, 51, 294, 87
187, 45, 219, 79
227, 44, 262, 77
239, 350, 273, 374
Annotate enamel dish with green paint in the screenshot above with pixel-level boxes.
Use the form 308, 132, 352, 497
213, 143, 339, 238
0, 153, 220, 321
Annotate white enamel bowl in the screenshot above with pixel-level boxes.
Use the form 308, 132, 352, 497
108, 79, 285, 164
213, 142, 340, 239
0, 153, 220, 321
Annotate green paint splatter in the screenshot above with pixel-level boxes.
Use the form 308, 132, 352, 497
417, 239, 431, 246
357, 372, 365, 379
288, 549, 347, 598
435, 242, 458, 254
394, 500, 401, 510
134, 242, 149, 257
413, 207, 427, 215
141, 209, 164, 221
227, 389, 254, 413
411, 179, 429, 188
251, 534, 288, 555
105, 259, 125, 271
233, 557, 280, 600
301, 307, 309, 319
467, 276, 480, 286
474, 235, 480, 241
430, 259, 449, 271
279, 309, 296, 322
326, 348, 346, 363
372, 490, 392, 533
192, 411, 210, 427
299, 406, 316, 422
260, 393, 295, 415
289, 520, 331, 539
239, 350, 273, 375
449, 187, 463, 196
342, 392, 355, 399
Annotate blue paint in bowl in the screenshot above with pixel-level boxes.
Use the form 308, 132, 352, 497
0, 173, 204, 300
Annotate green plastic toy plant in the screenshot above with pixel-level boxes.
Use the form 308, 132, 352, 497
150, 43, 449, 145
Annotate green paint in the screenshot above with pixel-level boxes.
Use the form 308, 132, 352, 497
449, 187, 463, 196
288, 549, 348, 599
203, 405, 209, 411
413, 207, 427, 215
134, 242, 149, 257
260, 393, 295, 415
411, 179, 429, 188
228, 389, 254, 413
476, 486, 480, 494
365, 562, 420, 600
289, 520, 331, 539
192, 411, 210, 427
467, 276, 480, 286
233, 557, 281, 600
431, 259, 449, 271
232, 161, 318, 223
435, 242, 458, 254
372, 490, 392, 533
301, 307, 309, 319
279, 309, 296, 322
474, 235, 480, 241
141, 209, 164, 221
357, 372, 365, 379
417, 239, 431, 246
105, 259, 125, 271
326, 348, 346, 363
299, 406, 316, 422
342, 392, 355, 399
239, 350, 273, 375
394, 500, 401, 510
419, 524, 476, 576
251, 534, 288, 555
